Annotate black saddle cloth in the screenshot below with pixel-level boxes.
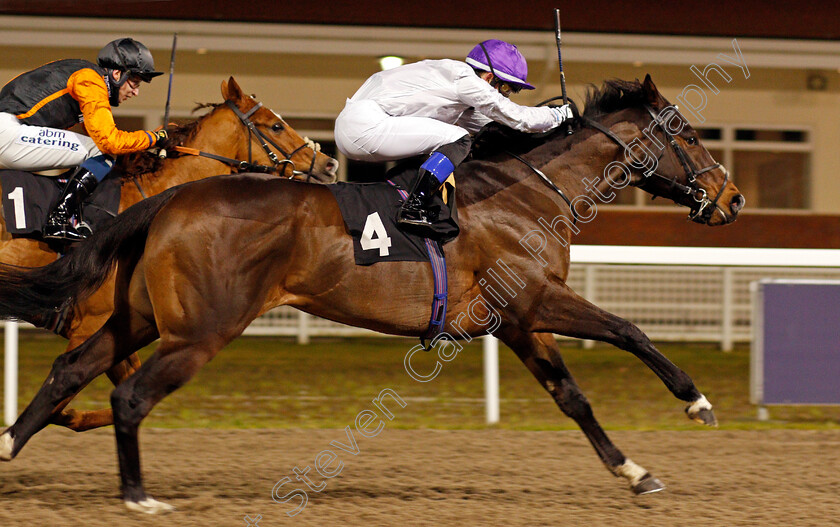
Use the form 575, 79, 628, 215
328, 160, 459, 266
0, 169, 121, 242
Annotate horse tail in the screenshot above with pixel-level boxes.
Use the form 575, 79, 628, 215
0, 187, 178, 325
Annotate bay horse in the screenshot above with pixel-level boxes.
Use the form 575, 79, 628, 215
0, 76, 338, 432
0, 75, 744, 513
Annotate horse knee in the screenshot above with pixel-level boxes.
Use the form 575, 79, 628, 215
110, 385, 148, 430
613, 320, 697, 401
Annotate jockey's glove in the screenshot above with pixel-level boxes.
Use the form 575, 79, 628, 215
152, 129, 169, 147
550, 104, 574, 125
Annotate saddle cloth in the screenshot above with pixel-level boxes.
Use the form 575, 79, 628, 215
327, 167, 458, 266
0, 170, 121, 238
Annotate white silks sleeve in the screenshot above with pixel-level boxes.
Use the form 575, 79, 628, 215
454, 74, 562, 134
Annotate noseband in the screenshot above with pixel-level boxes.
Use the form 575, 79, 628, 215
582, 105, 729, 223
225, 100, 319, 179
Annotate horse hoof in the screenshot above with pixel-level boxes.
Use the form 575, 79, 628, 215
125, 497, 176, 514
692, 408, 718, 427
0, 431, 13, 461
632, 473, 666, 495
685, 395, 718, 427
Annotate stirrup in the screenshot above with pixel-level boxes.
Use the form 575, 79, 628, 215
397, 206, 435, 227
42, 217, 92, 242
74, 219, 93, 238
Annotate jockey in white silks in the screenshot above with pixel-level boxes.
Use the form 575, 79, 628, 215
334, 38, 573, 228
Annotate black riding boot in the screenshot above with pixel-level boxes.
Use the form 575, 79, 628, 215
397, 135, 472, 228
42, 168, 99, 242
397, 168, 440, 227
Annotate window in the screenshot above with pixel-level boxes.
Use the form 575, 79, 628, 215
728, 127, 810, 210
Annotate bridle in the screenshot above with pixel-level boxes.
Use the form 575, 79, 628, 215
169, 100, 320, 180
139, 99, 325, 200
224, 100, 320, 180
580, 105, 729, 223
505, 100, 729, 225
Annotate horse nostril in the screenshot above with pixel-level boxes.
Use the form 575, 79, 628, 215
326, 158, 339, 175
730, 194, 745, 213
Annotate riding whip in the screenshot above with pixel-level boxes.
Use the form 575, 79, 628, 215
159, 33, 177, 158
553, 8, 575, 135
554, 9, 568, 106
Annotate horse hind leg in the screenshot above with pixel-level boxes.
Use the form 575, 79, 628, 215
497, 327, 665, 495
46, 285, 145, 431
0, 314, 157, 461
47, 402, 114, 432
0, 239, 125, 433
111, 336, 228, 514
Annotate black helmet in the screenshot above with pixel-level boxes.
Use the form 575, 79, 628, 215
97, 38, 163, 83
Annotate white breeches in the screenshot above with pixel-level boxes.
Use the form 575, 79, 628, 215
335, 99, 468, 162
0, 112, 102, 173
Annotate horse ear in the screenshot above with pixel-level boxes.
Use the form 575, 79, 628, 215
642, 74, 661, 107
221, 76, 243, 101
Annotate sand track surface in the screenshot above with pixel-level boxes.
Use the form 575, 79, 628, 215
0, 428, 838, 526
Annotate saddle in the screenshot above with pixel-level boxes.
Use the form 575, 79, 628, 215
0, 169, 121, 247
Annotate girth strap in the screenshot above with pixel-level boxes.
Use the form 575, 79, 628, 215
388, 181, 449, 346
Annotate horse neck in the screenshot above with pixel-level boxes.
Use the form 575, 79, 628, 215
564, 114, 649, 217
120, 109, 244, 210
461, 110, 649, 238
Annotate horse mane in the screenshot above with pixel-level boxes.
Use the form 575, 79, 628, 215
114, 102, 223, 180
582, 78, 648, 120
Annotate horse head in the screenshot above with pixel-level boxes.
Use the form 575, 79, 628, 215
583, 74, 743, 226
220, 77, 338, 183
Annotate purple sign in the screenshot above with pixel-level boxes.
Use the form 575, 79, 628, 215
753, 280, 840, 405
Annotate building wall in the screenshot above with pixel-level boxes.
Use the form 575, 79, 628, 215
0, 18, 836, 247
3, 1, 840, 40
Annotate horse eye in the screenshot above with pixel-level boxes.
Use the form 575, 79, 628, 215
271, 123, 284, 132
687, 136, 698, 145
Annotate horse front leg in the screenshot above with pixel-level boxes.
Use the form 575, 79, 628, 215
497, 326, 665, 494
528, 281, 716, 426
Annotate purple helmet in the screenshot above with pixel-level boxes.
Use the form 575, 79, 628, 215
465, 39, 535, 90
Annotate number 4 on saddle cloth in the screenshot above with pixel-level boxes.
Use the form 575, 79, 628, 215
328, 161, 459, 345
0, 170, 120, 247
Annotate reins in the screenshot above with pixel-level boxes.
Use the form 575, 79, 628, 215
637, 105, 729, 222
171, 145, 291, 174
504, 149, 579, 224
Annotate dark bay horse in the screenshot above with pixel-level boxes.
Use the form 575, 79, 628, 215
0, 76, 743, 513
0, 77, 338, 432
